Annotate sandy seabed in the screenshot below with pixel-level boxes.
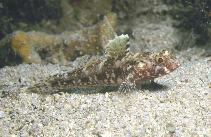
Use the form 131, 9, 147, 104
0, 52, 210, 137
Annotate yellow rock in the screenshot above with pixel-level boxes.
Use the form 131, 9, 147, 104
5, 13, 117, 65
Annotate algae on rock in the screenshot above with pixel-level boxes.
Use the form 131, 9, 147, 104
164, 0, 211, 45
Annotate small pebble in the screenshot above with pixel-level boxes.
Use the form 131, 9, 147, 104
166, 123, 176, 133
208, 83, 211, 88
0, 111, 5, 119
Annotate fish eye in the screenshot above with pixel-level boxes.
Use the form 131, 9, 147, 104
156, 57, 164, 63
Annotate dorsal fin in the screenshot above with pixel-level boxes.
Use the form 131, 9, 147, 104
105, 34, 130, 60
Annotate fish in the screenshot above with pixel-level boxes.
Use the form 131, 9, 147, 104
28, 34, 180, 94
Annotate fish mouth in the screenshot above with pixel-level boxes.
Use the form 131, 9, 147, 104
170, 61, 180, 71
165, 59, 180, 72
155, 61, 180, 77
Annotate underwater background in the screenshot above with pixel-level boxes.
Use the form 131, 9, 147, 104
0, 0, 210, 136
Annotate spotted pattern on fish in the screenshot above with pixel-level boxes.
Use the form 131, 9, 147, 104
30, 51, 179, 94
28, 35, 180, 94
